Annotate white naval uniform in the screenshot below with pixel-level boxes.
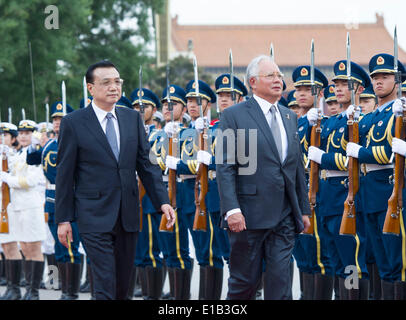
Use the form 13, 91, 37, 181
3, 147, 46, 243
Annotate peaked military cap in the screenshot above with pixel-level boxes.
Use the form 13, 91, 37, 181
185, 80, 216, 103
79, 96, 93, 109
37, 122, 54, 133
116, 96, 132, 109
292, 65, 328, 88
369, 53, 406, 80
360, 84, 376, 99
51, 101, 74, 118
18, 119, 37, 131
161, 84, 187, 106
402, 80, 406, 92
279, 96, 288, 107
332, 60, 371, 88
215, 73, 248, 97
324, 84, 337, 103
153, 111, 164, 123
0, 122, 18, 137
131, 88, 161, 108
287, 90, 299, 107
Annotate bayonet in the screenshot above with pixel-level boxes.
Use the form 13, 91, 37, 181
270, 42, 274, 61
229, 49, 236, 104
193, 55, 203, 121
45, 103, 50, 134
21, 108, 26, 121
8, 108, 12, 124
83, 76, 88, 107
347, 32, 356, 107
62, 81, 66, 116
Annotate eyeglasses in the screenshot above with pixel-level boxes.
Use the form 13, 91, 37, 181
257, 72, 284, 80
92, 79, 124, 88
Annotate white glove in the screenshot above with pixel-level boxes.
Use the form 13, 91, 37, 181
165, 155, 180, 170
392, 137, 406, 157
344, 105, 360, 119
0, 172, 10, 185
197, 150, 212, 166
0, 145, 10, 157
164, 122, 180, 137
346, 142, 362, 158
392, 98, 406, 117
195, 117, 208, 131
307, 108, 319, 126
308, 146, 325, 164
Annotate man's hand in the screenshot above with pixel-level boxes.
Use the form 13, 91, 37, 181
57, 223, 73, 249
302, 215, 311, 234
161, 204, 176, 229
227, 212, 246, 233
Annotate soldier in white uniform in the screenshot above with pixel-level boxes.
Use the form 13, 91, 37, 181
0, 120, 47, 300
0, 122, 21, 300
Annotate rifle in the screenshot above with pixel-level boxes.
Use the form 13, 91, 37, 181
340, 33, 360, 236
193, 55, 208, 232
159, 65, 175, 232
62, 81, 67, 116
229, 49, 236, 105
304, 39, 320, 236
0, 125, 10, 234
383, 26, 404, 235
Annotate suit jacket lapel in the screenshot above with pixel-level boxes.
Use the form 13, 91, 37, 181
115, 107, 128, 165
277, 103, 292, 165
84, 104, 117, 163
246, 97, 281, 162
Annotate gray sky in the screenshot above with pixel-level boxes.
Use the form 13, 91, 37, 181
171, 0, 406, 52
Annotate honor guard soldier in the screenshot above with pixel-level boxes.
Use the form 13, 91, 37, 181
324, 84, 341, 116
346, 54, 406, 299
0, 120, 47, 300
161, 84, 195, 299
308, 60, 371, 300
116, 95, 133, 109
193, 73, 247, 299
287, 90, 301, 117
79, 96, 93, 109
130, 87, 166, 300
291, 65, 333, 300
153, 111, 164, 130
26, 102, 84, 300
0, 123, 21, 300
359, 85, 377, 115
181, 79, 216, 299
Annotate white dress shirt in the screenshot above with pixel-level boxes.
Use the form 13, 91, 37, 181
92, 102, 120, 152
225, 95, 289, 220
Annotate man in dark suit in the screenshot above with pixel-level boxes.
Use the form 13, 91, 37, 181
216, 55, 311, 300
55, 61, 175, 300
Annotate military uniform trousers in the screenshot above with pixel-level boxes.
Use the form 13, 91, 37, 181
360, 170, 406, 282
159, 181, 193, 270
134, 211, 164, 268
293, 207, 334, 276
47, 212, 82, 263
318, 177, 369, 280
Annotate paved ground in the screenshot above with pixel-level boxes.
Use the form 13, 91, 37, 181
0, 233, 302, 300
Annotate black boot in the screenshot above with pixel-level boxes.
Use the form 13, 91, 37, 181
1, 260, 22, 300
366, 264, 374, 299
334, 275, 340, 300
174, 268, 192, 300
372, 264, 381, 300
338, 277, 349, 300
198, 266, 206, 300
348, 278, 370, 300
26, 261, 44, 300
381, 280, 394, 300
138, 267, 148, 300
161, 267, 175, 300
65, 263, 81, 300
21, 260, 32, 300
205, 266, 223, 300
313, 273, 333, 300
57, 262, 68, 300
0, 255, 6, 286
394, 281, 406, 300
80, 261, 91, 293
302, 272, 315, 300
127, 266, 137, 300
145, 266, 164, 300
133, 266, 142, 298
0, 259, 10, 300
298, 271, 304, 300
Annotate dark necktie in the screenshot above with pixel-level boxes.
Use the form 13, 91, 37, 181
269, 104, 283, 161
105, 112, 119, 161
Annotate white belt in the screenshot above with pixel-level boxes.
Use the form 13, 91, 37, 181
179, 174, 196, 181
320, 170, 348, 179
162, 176, 169, 182
362, 163, 393, 174
46, 182, 56, 190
